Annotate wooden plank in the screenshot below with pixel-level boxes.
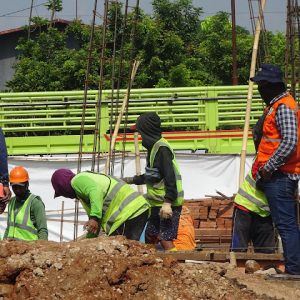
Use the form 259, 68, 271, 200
157, 250, 284, 262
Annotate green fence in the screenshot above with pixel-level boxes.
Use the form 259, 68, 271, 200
0, 86, 264, 155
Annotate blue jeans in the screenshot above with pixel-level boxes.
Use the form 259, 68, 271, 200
261, 172, 300, 274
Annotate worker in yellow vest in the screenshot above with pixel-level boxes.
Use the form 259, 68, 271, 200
51, 169, 150, 240
231, 170, 275, 253
123, 112, 184, 251
4, 166, 48, 241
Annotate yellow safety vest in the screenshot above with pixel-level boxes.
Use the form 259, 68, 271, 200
234, 171, 270, 217
146, 138, 184, 207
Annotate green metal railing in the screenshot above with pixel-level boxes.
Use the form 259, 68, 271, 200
0, 86, 264, 155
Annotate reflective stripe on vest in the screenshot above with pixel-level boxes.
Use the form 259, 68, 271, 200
101, 176, 149, 235
234, 171, 270, 217
7, 194, 38, 240
147, 138, 184, 206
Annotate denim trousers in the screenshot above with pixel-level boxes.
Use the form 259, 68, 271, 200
261, 172, 300, 274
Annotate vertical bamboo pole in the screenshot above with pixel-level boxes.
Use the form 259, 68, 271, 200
60, 201, 64, 243
239, 0, 266, 186
134, 132, 143, 194
106, 60, 141, 172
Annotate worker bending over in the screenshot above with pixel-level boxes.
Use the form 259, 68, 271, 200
123, 112, 184, 251
51, 169, 150, 240
4, 166, 48, 241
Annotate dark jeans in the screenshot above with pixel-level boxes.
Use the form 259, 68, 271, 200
261, 172, 300, 274
111, 210, 149, 241
231, 207, 275, 253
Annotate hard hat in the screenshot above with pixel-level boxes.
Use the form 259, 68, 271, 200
9, 166, 29, 184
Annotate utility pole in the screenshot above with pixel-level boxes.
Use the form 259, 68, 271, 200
231, 0, 238, 85
285, 0, 300, 100
28, 0, 34, 39
75, 0, 78, 20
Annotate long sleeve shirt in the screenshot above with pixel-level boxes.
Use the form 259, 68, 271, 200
263, 92, 300, 180
0, 128, 9, 186
4, 192, 48, 240
133, 146, 178, 202
71, 172, 110, 221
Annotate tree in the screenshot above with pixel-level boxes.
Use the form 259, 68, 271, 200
198, 12, 253, 85
6, 2, 286, 91
46, 0, 63, 25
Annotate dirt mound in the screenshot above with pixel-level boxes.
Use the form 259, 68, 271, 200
0, 236, 271, 299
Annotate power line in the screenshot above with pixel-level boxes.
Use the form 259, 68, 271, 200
0, 2, 47, 18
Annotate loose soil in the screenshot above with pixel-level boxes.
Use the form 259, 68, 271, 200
0, 236, 297, 299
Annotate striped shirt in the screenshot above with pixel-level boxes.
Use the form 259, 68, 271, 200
263, 92, 300, 180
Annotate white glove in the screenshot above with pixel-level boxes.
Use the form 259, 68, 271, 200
159, 203, 173, 219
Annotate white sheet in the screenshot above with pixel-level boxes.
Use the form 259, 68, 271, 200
0, 154, 254, 241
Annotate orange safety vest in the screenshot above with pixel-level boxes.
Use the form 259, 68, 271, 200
256, 93, 300, 173
173, 206, 196, 251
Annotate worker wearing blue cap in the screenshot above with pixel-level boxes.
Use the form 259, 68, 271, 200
250, 64, 300, 275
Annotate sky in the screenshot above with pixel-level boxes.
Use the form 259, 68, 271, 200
0, 0, 286, 33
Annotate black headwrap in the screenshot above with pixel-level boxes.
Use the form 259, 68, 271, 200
258, 82, 286, 106
136, 112, 162, 150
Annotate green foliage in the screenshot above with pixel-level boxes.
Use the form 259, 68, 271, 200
6, 0, 287, 92
45, 0, 63, 13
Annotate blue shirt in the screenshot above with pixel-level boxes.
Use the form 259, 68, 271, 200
0, 128, 8, 186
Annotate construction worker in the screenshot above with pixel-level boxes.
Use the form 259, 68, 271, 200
250, 64, 300, 275
0, 128, 11, 214
173, 205, 196, 251
123, 112, 184, 251
231, 170, 275, 253
51, 169, 150, 240
4, 166, 48, 241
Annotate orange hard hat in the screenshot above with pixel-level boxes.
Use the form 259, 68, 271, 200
9, 166, 29, 184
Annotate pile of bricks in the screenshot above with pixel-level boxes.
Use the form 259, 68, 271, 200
184, 197, 234, 245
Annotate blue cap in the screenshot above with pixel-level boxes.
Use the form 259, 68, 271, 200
250, 64, 284, 83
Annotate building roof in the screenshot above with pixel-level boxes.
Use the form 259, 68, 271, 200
0, 19, 71, 36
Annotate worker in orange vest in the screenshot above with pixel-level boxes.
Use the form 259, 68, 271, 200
250, 64, 300, 275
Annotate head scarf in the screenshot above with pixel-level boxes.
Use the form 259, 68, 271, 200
136, 112, 162, 149
51, 169, 76, 199
258, 82, 286, 106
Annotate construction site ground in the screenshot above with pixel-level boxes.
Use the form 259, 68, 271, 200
0, 236, 299, 300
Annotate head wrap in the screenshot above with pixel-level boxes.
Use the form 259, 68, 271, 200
51, 169, 76, 199
136, 112, 162, 149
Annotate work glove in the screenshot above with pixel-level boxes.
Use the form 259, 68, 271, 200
122, 177, 134, 184
159, 202, 173, 219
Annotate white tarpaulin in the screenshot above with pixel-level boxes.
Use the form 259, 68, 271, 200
0, 154, 255, 242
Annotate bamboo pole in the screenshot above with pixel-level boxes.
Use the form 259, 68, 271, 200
106, 60, 141, 172
239, 0, 266, 187
134, 131, 143, 194
59, 200, 64, 243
